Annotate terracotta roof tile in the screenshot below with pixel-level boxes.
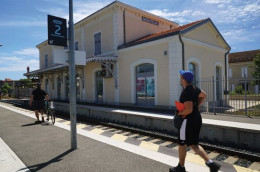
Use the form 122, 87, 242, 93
119, 18, 207, 49
4, 78, 12, 82
229, 49, 260, 63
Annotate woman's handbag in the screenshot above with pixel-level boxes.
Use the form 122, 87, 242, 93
172, 112, 184, 129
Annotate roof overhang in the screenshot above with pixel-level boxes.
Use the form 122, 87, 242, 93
118, 18, 230, 51
24, 64, 68, 77
86, 56, 117, 64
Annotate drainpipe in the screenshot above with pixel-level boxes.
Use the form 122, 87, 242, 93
224, 50, 230, 107
123, 9, 126, 45
224, 50, 230, 94
178, 33, 185, 70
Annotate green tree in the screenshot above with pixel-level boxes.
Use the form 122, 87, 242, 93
19, 79, 33, 88
1, 83, 12, 95
249, 52, 260, 80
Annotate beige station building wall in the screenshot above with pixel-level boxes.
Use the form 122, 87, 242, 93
30, 1, 230, 108
118, 42, 170, 106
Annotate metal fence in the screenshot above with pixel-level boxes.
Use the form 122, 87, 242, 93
13, 88, 33, 99
197, 76, 260, 117
7, 77, 260, 117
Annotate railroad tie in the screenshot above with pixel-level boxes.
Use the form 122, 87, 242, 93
248, 162, 260, 171
173, 146, 179, 150
122, 131, 132, 135
137, 136, 150, 141
159, 141, 173, 147
128, 134, 140, 138
208, 151, 220, 159
149, 139, 161, 143
224, 156, 239, 164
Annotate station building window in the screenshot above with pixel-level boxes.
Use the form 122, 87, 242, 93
44, 54, 48, 68
188, 62, 198, 85
94, 32, 101, 55
57, 77, 61, 100
95, 71, 103, 103
45, 78, 49, 95
136, 63, 155, 107
76, 77, 80, 101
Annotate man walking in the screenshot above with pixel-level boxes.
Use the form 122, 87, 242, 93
169, 70, 221, 172
29, 83, 49, 123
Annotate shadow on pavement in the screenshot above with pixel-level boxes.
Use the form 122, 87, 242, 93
18, 149, 74, 172
21, 122, 41, 127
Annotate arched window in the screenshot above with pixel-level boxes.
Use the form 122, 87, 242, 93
57, 77, 61, 100
76, 77, 80, 101
214, 62, 224, 104
216, 66, 222, 102
45, 78, 49, 94
95, 71, 103, 103
136, 63, 154, 106
188, 62, 197, 85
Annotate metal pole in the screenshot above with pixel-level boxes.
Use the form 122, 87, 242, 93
69, 0, 77, 149
244, 73, 248, 117
212, 76, 216, 114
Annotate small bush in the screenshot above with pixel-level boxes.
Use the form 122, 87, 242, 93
235, 85, 243, 94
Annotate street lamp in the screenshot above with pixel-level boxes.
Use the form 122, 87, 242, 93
0, 44, 3, 46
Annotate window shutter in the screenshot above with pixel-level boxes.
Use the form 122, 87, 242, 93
94, 32, 101, 55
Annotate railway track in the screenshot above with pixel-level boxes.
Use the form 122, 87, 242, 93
75, 115, 260, 165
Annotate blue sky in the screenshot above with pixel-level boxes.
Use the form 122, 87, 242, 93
0, 0, 259, 80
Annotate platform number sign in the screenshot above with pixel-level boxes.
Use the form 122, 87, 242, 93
48, 15, 67, 47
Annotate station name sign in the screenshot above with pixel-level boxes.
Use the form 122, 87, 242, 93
142, 16, 159, 26
48, 15, 67, 47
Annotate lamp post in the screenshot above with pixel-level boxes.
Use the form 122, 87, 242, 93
0, 44, 3, 46
69, 0, 77, 150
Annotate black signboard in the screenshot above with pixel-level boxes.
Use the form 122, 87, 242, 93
48, 15, 67, 47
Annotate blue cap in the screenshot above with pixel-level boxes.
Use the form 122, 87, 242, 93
179, 70, 193, 83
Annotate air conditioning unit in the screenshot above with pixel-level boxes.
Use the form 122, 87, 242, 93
101, 64, 113, 78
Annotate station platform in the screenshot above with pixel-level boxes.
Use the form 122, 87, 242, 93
0, 103, 257, 172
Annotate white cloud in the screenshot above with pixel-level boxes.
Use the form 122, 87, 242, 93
222, 29, 257, 44
147, 9, 205, 25
0, 56, 39, 72
73, 1, 111, 22
223, 29, 245, 37
14, 48, 39, 57
37, 1, 111, 23
218, 4, 225, 8
215, 1, 260, 23
204, 0, 231, 4
0, 21, 46, 27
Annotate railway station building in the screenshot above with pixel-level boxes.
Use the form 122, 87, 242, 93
24, 1, 231, 109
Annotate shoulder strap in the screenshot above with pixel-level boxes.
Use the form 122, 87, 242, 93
193, 86, 199, 109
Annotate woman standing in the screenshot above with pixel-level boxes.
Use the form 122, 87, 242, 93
169, 70, 221, 172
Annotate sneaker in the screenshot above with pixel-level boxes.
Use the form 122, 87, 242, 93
35, 121, 41, 124
169, 163, 186, 172
41, 121, 49, 125
206, 162, 221, 172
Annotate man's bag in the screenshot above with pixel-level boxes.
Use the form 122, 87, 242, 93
172, 113, 184, 129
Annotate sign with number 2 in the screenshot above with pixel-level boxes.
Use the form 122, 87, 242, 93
48, 15, 67, 47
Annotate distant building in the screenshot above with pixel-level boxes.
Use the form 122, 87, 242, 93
228, 49, 260, 93
0, 78, 13, 88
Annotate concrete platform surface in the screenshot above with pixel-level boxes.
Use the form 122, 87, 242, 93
0, 103, 256, 172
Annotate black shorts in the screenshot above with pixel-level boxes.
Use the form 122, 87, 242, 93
33, 100, 45, 111
178, 115, 202, 146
